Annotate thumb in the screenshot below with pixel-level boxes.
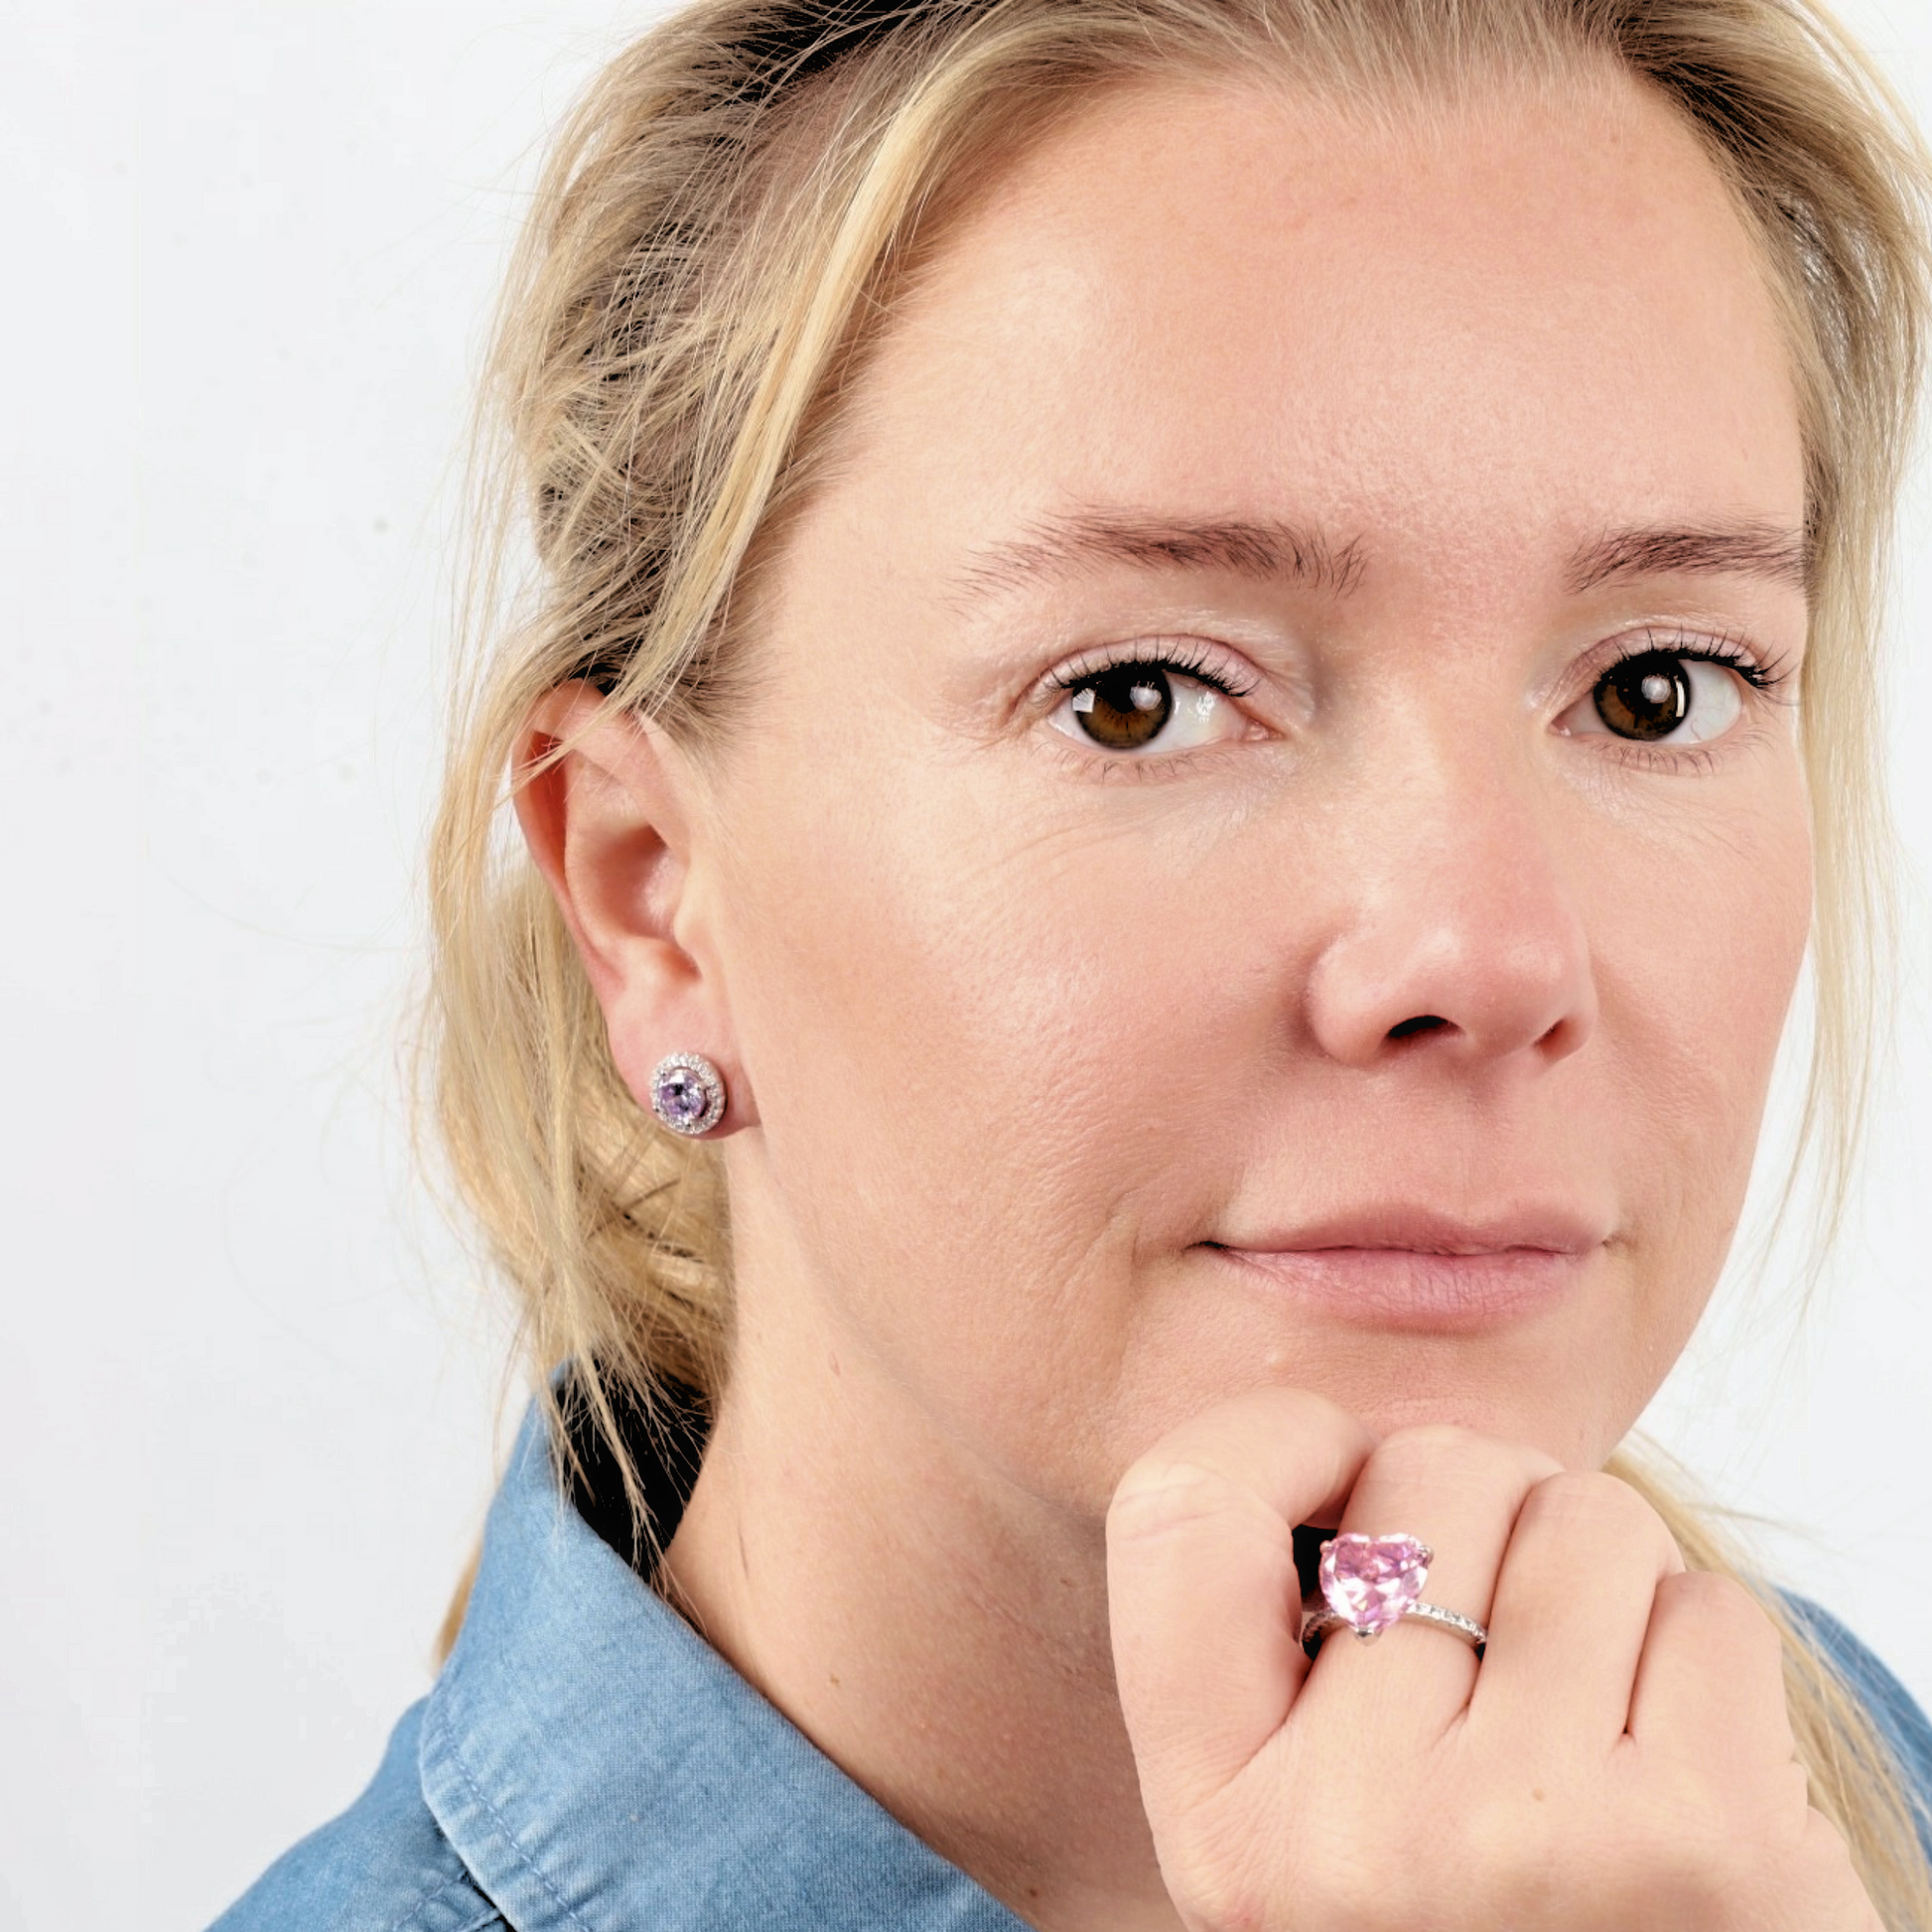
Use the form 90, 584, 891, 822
1106, 1386, 1376, 1811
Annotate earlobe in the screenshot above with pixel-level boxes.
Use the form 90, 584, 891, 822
510, 681, 752, 1135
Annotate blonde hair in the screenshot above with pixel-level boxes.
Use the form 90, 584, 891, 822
418, 0, 1932, 1919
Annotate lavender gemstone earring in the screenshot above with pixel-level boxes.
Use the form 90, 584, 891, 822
649, 1051, 728, 1138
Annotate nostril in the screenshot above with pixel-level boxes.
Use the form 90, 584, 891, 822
1387, 1014, 1449, 1041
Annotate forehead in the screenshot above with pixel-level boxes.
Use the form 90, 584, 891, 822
820, 68, 1804, 593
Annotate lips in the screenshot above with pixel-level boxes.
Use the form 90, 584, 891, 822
1200, 1206, 1609, 1329
1212, 1206, 1606, 1258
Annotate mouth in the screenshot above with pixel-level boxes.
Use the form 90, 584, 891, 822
1198, 1208, 1607, 1332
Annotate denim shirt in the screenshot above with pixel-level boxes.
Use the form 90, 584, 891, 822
210, 1390, 1932, 1931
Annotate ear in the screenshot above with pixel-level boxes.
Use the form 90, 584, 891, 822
511, 680, 752, 1135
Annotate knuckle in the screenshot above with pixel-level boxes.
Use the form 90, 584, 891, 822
1378, 1421, 1489, 1461
1291, 1844, 1428, 1929
1633, 1758, 1745, 1847
1368, 1423, 1547, 1495
1590, 1786, 1761, 1914
1460, 1791, 1562, 1907
1107, 1459, 1237, 1542
1517, 1467, 1672, 1556
1662, 1565, 1770, 1627
1107, 1458, 1284, 1551
1658, 1570, 1788, 1671
1625, 1757, 1825, 1899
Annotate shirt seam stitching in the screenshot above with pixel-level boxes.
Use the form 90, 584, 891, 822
381, 1871, 501, 1932
426, 1698, 596, 1932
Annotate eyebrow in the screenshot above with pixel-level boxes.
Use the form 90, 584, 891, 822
952, 507, 1812, 606
1564, 520, 1812, 597
954, 510, 1366, 603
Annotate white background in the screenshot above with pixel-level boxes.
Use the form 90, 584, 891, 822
5, 4, 1931, 1927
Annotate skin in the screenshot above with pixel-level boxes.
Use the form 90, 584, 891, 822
515, 66, 1874, 1931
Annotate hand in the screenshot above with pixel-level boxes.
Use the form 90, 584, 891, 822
1106, 1388, 1881, 1931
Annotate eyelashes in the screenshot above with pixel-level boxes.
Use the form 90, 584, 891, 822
1598, 627, 1792, 695
1044, 639, 1258, 704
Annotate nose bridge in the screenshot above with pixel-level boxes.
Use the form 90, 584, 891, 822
1303, 718, 1596, 1071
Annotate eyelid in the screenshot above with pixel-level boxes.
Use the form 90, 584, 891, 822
1032, 635, 1262, 708
1567, 624, 1795, 703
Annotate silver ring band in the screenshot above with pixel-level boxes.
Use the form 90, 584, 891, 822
1302, 1600, 1487, 1660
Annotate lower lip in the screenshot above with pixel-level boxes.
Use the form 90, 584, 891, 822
1203, 1244, 1589, 1330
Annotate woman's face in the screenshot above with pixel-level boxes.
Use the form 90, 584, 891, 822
682, 68, 1812, 1509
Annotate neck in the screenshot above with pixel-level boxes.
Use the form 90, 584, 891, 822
658, 1272, 1182, 1931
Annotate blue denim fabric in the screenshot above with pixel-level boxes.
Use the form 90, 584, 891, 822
209, 1398, 1026, 1932
210, 1397, 1932, 1930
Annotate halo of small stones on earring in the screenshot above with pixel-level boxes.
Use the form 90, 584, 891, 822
649, 1052, 728, 1137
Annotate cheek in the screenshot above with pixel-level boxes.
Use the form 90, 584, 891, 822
714, 753, 1257, 1412
1591, 772, 1813, 1311
1631, 797, 1808, 1101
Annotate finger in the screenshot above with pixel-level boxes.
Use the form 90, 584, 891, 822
1295, 1426, 1560, 1731
1107, 1386, 1377, 1803
1471, 1470, 1684, 1748
1627, 1570, 1796, 1770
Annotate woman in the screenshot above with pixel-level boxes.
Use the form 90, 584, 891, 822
213, 0, 1932, 1925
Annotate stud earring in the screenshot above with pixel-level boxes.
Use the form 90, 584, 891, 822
649, 1051, 728, 1137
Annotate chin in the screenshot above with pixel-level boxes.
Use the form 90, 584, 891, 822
1235, 1335, 1633, 1469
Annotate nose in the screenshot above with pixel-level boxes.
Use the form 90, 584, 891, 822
1300, 753, 1597, 1074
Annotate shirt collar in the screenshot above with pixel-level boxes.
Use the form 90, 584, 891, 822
418, 1393, 1028, 1931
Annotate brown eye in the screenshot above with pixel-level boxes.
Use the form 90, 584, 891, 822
1070, 664, 1173, 749
1593, 651, 1691, 741
1045, 647, 1251, 759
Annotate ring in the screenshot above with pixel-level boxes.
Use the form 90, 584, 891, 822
1300, 1531, 1488, 1660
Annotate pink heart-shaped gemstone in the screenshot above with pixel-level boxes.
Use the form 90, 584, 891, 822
1319, 1532, 1433, 1635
